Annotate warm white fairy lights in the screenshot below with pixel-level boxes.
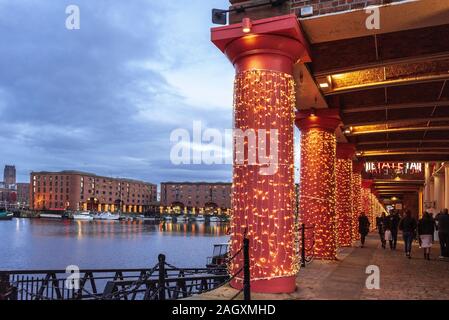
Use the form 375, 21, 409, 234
299, 128, 338, 260
229, 69, 297, 284
336, 157, 353, 247
351, 169, 362, 241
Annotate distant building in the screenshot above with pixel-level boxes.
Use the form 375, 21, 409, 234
30, 171, 157, 213
160, 182, 232, 214
4, 165, 16, 186
17, 183, 30, 208
0, 187, 16, 206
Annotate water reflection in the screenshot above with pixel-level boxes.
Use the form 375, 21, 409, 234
25, 219, 229, 239
0, 219, 230, 269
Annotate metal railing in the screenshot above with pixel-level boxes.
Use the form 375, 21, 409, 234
0, 265, 228, 301
299, 224, 315, 268
0, 236, 251, 301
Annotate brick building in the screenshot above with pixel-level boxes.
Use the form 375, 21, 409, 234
0, 187, 16, 207
17, 183, 30, 208
160, 182, 232, 214
30, 171, 157, 213
229, 0, 405, 22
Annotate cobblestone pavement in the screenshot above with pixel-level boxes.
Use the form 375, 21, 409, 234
191, 233, 449, 300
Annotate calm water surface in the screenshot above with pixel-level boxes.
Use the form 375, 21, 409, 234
0, 218, 230, 270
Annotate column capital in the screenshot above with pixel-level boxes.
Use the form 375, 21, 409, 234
211, 14, 311, 74
353, 161, 364, 174
336, 143, 356, 160
295, 108, 341, 132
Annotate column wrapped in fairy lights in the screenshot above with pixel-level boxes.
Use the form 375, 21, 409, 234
362, 180, 375, 231
296, 109, 341, 260
211, 15, 311, 293
352, 162, 363, 241
336, 144, 355, 247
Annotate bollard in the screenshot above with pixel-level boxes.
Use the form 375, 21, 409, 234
158, 254, 166, 300
243, 237, 251, 301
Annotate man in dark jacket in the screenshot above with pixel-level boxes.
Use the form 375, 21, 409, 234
389, 211, 401, 250
437, 209, 449, 258
358, 212, 370, 248
399, 210, 417, 259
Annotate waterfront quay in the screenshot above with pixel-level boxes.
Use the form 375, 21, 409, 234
192, 234, 449, 300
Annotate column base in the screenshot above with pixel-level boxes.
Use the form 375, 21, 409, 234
230, 276, 296, 294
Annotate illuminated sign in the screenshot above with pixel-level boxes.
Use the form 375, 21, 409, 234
363, 162, 423, 179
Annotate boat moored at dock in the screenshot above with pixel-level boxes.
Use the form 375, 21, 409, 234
93, 212, 120, 221
0, 210, 13, 221
73, 211, 94, 221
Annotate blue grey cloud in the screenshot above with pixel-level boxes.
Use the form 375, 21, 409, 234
0, 0, 234, 185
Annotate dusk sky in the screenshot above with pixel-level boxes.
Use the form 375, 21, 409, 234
0, 0, 300, 184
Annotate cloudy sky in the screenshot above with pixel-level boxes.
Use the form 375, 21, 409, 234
0, 0, 301, 185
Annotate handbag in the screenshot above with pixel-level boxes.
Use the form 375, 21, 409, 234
385, 229, 392, 241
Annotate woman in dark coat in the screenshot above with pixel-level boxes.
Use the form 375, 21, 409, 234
359, 212, 370, 248
418, 212, 435, 260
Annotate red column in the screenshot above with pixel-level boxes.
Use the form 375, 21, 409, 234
362, 179, 375, 231
296, 109, 341, 260
211, 15, 310, 293
336, 143, 355, 247
352, 162, 363, 241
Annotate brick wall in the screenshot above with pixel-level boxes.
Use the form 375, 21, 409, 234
229, 0, 408, 22
291, 0, 404, 16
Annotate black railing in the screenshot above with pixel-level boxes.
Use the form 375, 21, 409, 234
0, 264, 228, 301
299, 224, 315, 268
0, 237, 251, 301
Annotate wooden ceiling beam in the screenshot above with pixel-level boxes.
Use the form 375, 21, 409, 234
358, 140, 449, 146
344, 116, 449, 128
342, 100, 449, 114
349, 126, 449, 136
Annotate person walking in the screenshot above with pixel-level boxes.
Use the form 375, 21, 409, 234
418, 212, 435, 260
358, 212, 370, 248
399, 210, 417, 259
384, 216, 394, 250
376, 213, 387, 249
437, 209, 449, 258
389, 210, 400, 250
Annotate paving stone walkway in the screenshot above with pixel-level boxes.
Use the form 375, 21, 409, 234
192, 233, 449, 300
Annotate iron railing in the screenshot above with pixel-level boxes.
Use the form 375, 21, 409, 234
299, 224, 315, 268
0, 264, 228, 301
0, 236, 251, 301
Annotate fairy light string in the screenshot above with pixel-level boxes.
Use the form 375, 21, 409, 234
335, 146, 354, 247
352, 165, 363, 241
230, 69, 297, 284
298, 124, 338, 260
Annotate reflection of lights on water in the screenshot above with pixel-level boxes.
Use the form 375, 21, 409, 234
16, 218, 20, 231
77, 220, 83, 238
68, 220, 229, 238
157, 222, 229, 236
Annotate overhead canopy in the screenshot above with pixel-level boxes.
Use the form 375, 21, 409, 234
296, 0, 449, 162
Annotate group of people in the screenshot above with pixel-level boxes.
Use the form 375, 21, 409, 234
358, 209, 449, 259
